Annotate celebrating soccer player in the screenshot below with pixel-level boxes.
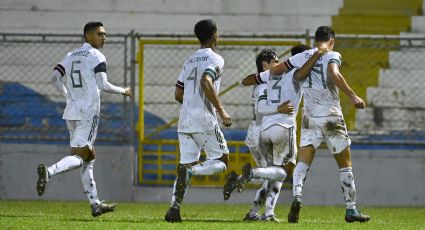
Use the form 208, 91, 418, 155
36, 21, 132, 217
164, 19, 232, 223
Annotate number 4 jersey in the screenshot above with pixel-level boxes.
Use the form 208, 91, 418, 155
285, 48, 343, 117
176, 48, 224, 133
54, 43, 106, 121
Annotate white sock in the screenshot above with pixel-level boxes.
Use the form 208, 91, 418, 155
170, 178, 190, 209
192, 159, 226, 176
340, 167, 357, 210
80, 160, 100, 205
292, 162, 309, 198
47, 155, 83, 177
252, 166, 287, 181
264, 180, 283, 217
249, 180, 269, 216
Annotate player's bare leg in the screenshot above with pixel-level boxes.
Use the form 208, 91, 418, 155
334, 147, 370, 223
288, 145, 315, 223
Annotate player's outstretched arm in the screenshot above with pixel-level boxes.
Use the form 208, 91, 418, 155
293, 48, 328, 81
50, 70, 68, 97
200, 74, 232, 127
95, 72, 132, 97
175, 86, 183, 104
241, 73, 257, 86
328, 63, 365, 109
269, 62, 290, 75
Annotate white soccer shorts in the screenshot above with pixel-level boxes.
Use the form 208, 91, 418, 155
259, 125, 297, 166
245, 122, 260, 148
178, 125, 229, 164
300, 115, 351, 154
66, 115, 99, 150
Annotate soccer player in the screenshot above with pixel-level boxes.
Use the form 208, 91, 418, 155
164, 19, 232, 223
225, 45, 315, 222
36, 21, 132, 217
262, 26, 370, 223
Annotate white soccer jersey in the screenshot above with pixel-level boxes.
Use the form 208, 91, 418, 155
256, 69, 303, 130
285, 48, 343, 117
54, 43, 106, 120
176, 48, 225, 133
245, 83, 267, 148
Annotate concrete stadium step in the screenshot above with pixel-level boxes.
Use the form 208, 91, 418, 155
378, 69, 425, 89
0, 0, 343, 16
339, 8, 421, 16
356, 107, 425, 131
399, 32, 425, 47
412, 16, 425, 33
366, 87, 425, 108
389, 50, 425, 69
342, 0, 422, 9
332, 15, 411, 35
0, 10, 333, 34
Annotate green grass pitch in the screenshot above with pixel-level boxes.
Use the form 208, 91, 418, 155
0, 200, 424, 229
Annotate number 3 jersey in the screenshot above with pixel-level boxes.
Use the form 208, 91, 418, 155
285, 47, 343, 117
54, 43, 106, 121
176, 48, 225, 133
256, 69, 302, 130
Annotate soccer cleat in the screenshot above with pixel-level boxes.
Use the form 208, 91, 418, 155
175, 165, 190, 202
288, 196, 302, 223
243, 212, 262, 221
36, 164, 49, 196
237, 163, 252, 193
164, 207, 182, 223
345, 209, 370, 223
91, 201, 116, 217
262, 214, 281, 223
223, 171, 239, 200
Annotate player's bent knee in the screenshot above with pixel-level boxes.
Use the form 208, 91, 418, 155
218, 154, 229, 167
71, 145, 95, 162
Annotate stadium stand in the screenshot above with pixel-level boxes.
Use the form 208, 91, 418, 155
0, 0, 343, 34
351, 0, 425, 132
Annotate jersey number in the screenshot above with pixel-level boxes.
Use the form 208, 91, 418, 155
308, 63, 326, 89
186, 67, 198, 94
270, 77, 282, 103
71, 60, 83, 88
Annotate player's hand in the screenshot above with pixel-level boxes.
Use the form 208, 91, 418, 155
123, 87, 132, 97
218, 109, 232, 127
351, 95, 365, 109
277, 100, 294, 114
317, 47, 330, 56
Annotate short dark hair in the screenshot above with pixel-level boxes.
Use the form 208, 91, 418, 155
291, 44, 311, 56
255, 48, 278, 73
84, 21, 103, 36
194, 19, 217, 44
315, 26, 335, 42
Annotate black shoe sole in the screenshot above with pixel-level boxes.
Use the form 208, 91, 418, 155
345, 215, 370, 223
36, 164, 47, 196
164, 208, 182, 223
223, 171, 238, 200
288, 199, 301, 223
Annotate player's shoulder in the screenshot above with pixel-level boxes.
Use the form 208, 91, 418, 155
89, 47, 106, 62
209, 50, 224, 65
324, 51, 342, 65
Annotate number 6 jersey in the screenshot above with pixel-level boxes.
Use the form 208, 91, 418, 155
54, 43, 106, 121
176, 48, 224, 133
285, 48, 343, 117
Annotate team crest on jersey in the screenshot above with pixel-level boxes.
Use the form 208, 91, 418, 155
215, 66, 222, 77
